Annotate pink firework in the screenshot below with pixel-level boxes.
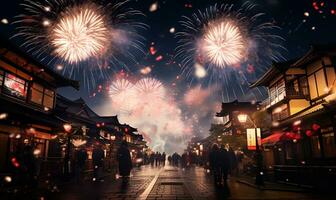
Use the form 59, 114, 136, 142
134, 78, 165, 103
108, 79, 137, 112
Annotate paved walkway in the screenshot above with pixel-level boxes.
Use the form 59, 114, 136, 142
26, 166, 335, 199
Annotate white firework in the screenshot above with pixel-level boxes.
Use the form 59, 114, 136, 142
176, 2, 285, 101
51, 4, 109, 63
14, 0, 147, 90
201, 20, 246, 68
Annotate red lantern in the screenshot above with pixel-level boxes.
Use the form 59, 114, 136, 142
306, 130, 313, 137
312, 123, 320, 131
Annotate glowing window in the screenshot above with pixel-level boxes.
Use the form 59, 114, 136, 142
30, 83, 43, 105
43, 89, 54, 108
4, 73, 27, 99
308, 75, 318, 99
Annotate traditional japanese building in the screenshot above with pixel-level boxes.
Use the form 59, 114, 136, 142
216, 100, 260, 135
0, 39, 79, 172
251, 44, 336, 187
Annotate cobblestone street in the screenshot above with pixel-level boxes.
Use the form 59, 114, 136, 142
48, 165, 334, 200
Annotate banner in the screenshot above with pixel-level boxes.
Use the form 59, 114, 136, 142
247, 128, 261, 150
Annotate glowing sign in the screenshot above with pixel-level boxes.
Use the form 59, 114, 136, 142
246, 128, 261, 150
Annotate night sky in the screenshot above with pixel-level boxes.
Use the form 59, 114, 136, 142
1, 0, 336, 153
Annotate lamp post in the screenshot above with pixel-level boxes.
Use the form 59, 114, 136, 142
63, 123, 72, 179
237, 113, 264, 185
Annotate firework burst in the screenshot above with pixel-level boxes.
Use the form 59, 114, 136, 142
134, 78, 165, 102
51, 4, 109, 64
14, 0, 146, 89
109, 78, 137, 113
176, 2, 286, 101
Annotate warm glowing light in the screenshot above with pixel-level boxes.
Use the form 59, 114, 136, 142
110, 135, 116, 141
51, 4, 109, 63
63, 123, 72, 132
33, 149, 41, 155
0, 113, 8, 120
237, 113, 248, 123
293, 120, 301, 126
201, 20, 246, 68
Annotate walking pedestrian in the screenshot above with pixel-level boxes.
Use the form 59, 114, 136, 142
117, 141, 133, 180
155, 152, 161, 167
150, 153, 155, 167
167, 155, 172, 165
92, 144, 104, 182
161, 152, 166, 166
22, 144, 38, 189
209, 144, 221, 186
75, 147, 87, 183
228, 147, 237, 176
219, 145, 229, 185
181, 152, 188, 168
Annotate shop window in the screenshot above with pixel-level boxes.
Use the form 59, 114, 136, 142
322, 132, 336, 158
29, 83, 55, 109
30, 83, 43, 105
3, 73, 27, 99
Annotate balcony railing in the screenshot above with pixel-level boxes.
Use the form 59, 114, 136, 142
261, 94, 286, 110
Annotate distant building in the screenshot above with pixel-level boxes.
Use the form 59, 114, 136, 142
216, 100, 260, 137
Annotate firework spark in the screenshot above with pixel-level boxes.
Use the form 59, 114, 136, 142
176, 2, 285, 101
14, 0, 146, 90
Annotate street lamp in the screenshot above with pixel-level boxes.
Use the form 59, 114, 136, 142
63, 123, 73, 179
237, 114, 248, 123
237, 113, 264, 185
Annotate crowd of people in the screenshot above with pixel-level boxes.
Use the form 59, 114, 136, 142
147, 152, 166, 167
209, 144, 238, 186
8, 139, 247, 194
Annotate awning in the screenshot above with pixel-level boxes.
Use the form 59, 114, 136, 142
261, 133, 284, 146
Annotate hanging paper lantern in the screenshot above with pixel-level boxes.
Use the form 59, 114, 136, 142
312, 123, 321, 131
306, 129, 313, 137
